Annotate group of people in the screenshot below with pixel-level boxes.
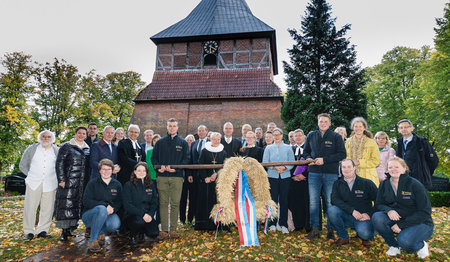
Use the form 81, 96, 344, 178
19, 114, 438, 258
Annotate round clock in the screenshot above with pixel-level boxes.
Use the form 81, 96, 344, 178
203, 40, 218, 54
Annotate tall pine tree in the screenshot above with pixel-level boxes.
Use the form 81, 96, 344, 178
281, 0, 366, 134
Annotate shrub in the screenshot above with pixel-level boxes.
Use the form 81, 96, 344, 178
429, 191, 450, 207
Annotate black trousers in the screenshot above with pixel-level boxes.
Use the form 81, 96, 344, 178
125, 215, 159, 238
288, 179, 310, 231
179, 176, 197, 223
268, 177, 291, 228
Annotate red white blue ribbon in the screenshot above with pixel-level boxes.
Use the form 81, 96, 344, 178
234, 170, 260, 246
264, 205, 274, 234
214, 207, 224, 225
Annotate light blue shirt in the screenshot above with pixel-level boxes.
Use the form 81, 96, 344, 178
263, 142, 295, 179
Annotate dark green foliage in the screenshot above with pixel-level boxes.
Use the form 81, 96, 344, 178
429, 191, 450, 207
281, 0, 366, 134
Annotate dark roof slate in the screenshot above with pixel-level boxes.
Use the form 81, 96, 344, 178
151, 0, 275, 41
134, 68, 282, 102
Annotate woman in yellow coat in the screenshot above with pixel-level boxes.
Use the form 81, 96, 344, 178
345, 117, 381, 186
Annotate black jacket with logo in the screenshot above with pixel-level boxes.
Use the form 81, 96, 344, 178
151, 133, 190, 178
396, 133, 439, 189
82, 176, 122, 214
303, 129, 346, 174
331, 175, 378, 216
122, 180, 158, 219
375, 173, 433, 229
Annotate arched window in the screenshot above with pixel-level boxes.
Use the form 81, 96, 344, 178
204, 54, 217, 66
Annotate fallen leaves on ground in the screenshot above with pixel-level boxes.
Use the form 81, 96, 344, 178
0, 199, 448, 261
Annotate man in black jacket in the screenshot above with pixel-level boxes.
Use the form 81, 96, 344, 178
151, 118, 190, 239
180, 125, 208, 226
328, 159, 377, 247
117, 125, 146, 185
303, 113, 346, 240
220, 122, 241, 157
396, 119, 439, 190
288, 128, 310, 232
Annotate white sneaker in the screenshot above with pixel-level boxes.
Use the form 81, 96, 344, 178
280, 226, 289, 234
269, 225, 276, 231
417, 241, 429, 259
386, 246, 401, 256
276, 224, 282, 231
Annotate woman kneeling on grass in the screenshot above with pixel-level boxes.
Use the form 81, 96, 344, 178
372, 157, 433, 259
82, 159, 122, 252
122, 162, 159, 247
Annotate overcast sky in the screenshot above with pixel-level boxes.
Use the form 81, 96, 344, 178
0, 0, 446, 91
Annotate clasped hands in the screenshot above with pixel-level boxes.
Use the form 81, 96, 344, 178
205, 172, 217, 183
158, 165, 176, 173
306, 157, 324, 166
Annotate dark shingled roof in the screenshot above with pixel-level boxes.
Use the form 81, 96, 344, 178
151, 0, 274, 40
151, 0, 278, 74
134, 68, 282, 102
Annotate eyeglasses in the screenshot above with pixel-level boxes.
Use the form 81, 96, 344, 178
398, 126, 412, 129
42, 135, 52, 138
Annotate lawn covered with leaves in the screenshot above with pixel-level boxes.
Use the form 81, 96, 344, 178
0, 199, 448, 261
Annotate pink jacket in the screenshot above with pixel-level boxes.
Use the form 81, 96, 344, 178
376, 146, 396, 181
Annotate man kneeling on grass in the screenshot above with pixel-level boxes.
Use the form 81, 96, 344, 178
328, 159, 377, 247
82, 159, 122, 252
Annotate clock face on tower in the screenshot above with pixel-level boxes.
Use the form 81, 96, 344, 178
203, 40, 218, 54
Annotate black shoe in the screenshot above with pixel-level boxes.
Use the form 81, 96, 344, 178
37, 231, 52, 238
67, 228, 75, 237
25, 233, 34, 240
327, 227, 335, 240
60, 229, 68, 241
129, 235, 137, 247
307, 227, 320, 240
138, 232, 145, 244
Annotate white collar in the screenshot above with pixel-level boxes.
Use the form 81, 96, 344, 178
204, 141, 224, 152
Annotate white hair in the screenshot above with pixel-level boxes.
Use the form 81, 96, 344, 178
210, 132, 222, 139
37, 130, 56, 144
185, 134, 195, 141
242, 124, 252, 130
144, 129, 154, 135
103, 126, 115, 133
128, 124, 140, 133
198, 125, 208, 131
223, 122, 233, 129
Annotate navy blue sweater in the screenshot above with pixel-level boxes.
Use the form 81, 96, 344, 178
331, 175, 378, 216
375, 173, 433, 229
303, 129, 346, 174
83, 176, 122, 214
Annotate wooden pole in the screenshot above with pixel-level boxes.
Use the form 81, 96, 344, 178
153, 159, 313, 170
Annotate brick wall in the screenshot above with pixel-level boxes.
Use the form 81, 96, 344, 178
130, 98, 283, 141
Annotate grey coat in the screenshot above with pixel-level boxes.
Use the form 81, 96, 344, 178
19, 143, 60, 175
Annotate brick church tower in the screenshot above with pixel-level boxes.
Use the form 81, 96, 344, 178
131, 0, 283, 137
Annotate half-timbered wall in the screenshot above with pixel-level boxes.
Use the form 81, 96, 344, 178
156, 38, 271, 72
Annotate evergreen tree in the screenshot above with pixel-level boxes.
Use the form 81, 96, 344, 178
281, 0, 366, 134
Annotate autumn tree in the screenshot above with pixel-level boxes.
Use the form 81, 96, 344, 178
33, 58, 80, 139
407, 4, 449, 172
103, 71, 145, 128
0, 52, 38, 173
363, 46, 430, 137
281, 0, 366, 134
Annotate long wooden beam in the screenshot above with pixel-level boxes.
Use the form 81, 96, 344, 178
153, 159, 313, 170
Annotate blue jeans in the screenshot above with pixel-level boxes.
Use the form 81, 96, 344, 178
327, 205, 374, 240
372, 211, 434, 252
308, 172, 338, 229
82, 205, 121, 242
